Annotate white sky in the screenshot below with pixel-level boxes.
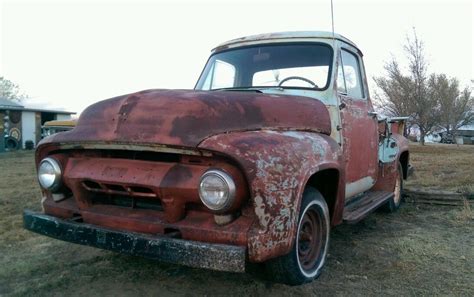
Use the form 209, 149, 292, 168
1, 0, 472, 114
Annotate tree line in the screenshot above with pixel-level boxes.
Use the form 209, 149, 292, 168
373, 30, 473, 145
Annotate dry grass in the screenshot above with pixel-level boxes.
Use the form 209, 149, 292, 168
0, 151, 41, 246
456, 199, 474, 221
405, 142, 474, 193
0, 147, 473, 296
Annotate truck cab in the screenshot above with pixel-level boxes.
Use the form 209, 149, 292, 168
196, 31, 408, 200
24, 31, 409, 285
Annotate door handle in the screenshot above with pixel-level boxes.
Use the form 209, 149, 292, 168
368, 111, 378, 118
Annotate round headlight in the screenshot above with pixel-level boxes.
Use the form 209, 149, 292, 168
199, 170, 236, 211
38, 157, 62, 191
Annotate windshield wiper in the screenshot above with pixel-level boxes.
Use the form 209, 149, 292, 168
211, 87, 263, 93
210, 85, 318, 92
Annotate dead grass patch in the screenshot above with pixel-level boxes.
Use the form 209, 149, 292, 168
406, 143, 474, 192
455, 199, 474, 222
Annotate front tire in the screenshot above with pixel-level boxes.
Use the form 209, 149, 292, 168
265, 187, 330, 285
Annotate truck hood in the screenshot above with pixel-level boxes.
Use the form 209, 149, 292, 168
43, 89, 331, 148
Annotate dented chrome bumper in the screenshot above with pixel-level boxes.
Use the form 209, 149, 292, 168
23, 210, 246, 272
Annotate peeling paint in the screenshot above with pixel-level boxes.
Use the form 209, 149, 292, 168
200, 130, 342, 262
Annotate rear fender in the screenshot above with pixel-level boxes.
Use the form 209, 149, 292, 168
199, 130, 344, 262
373, 133, 409, 192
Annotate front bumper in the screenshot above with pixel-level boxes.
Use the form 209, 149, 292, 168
23, 210, 246, 272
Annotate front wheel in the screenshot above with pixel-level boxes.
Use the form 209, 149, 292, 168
265, 187, 330, 285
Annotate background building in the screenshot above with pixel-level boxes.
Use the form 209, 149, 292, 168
0, 97, 75, 152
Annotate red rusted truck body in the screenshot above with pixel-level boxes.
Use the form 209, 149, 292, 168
24, 32, 409, 285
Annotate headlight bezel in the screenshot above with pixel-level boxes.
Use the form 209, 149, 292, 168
38, 157, 62, 191
198, 169, 236, 212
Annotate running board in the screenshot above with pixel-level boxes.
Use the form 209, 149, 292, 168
343, 191, 394, 224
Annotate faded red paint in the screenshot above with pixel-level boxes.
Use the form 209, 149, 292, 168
62, 156, 245, 220
391, 133, 409, 155
34, 89, 335, 259
39, 150, 252, 246
199, 130, 343, 262
39, 90, 331, 148
33, 87, 407, 264
339, 95, 379, 185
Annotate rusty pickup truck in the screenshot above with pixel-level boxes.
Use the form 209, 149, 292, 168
24, 31, 409, 285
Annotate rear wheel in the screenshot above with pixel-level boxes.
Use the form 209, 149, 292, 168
383, 162, 404, 212
265, 187, 330, 285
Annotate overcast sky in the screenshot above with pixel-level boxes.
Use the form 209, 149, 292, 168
1, 0, 472, 114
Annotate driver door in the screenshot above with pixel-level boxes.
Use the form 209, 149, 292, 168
337, 48, 379, 199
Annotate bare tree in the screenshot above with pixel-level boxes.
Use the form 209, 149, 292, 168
374, 30, 440, 144
429, 74, 474, 136
0, 76, 26, 102
373, 59, 415, 117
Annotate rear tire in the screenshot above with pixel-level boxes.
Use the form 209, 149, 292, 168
265, 187, 330, 285
382, 162, 403, 212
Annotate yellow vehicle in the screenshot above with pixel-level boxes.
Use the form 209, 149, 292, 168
41, 119, 76, 138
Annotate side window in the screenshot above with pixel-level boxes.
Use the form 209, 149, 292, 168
338, 50, 364, 98
201, 60, 236, 90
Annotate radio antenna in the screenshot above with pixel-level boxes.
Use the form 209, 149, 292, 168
330, 0, 336, 43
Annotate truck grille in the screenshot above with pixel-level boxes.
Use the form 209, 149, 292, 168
82, 180, 157, 198
92, 194, 163, 211
82, 180, 163, 211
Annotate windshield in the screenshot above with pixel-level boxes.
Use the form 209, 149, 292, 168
195, 43, 333, 91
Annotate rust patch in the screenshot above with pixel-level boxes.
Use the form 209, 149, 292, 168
114, 95, 139, 133
199, 130, 343, 262
39, 89, 331, 149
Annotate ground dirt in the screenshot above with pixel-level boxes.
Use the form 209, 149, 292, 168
0, 144, 473, 296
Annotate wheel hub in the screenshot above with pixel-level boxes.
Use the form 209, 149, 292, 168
297, 208, 324, 272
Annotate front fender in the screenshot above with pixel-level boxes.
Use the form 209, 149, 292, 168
199, 130, 343, 262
